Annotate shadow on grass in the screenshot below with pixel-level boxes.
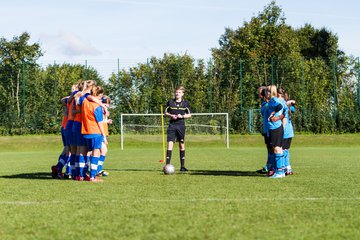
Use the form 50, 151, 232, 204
0, 170, 265, 179
0, 172, 52, 180
107, 168, 265, 177
109, 168, 160, 173
189, 170, 265, 177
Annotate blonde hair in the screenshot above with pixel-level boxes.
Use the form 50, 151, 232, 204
83, 80, 96, 92
268, 85, 277, 98
75, 80, 97, 104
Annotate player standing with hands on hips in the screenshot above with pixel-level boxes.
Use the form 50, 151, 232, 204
164, 85, 192, 172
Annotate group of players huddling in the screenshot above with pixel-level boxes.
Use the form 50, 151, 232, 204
51, 80, 111, 182
256, 85, 295, 178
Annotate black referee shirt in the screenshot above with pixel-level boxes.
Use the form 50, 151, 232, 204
165, 99, 191, 125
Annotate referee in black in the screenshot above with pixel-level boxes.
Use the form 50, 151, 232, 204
164, 85, 192, 171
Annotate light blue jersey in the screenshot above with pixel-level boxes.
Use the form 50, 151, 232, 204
279, 99, 294, 139
266, 97, 283, 130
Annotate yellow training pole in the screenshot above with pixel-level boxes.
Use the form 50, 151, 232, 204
160, 105, 166, 163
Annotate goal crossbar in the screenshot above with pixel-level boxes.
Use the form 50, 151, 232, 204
120, 113, 229, 150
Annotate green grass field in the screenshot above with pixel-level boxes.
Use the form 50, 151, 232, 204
1, 134, 360, 240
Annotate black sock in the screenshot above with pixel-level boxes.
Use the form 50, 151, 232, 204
180, 150, 185, 167
166, 150, 172, 164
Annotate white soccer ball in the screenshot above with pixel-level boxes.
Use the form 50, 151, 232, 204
163, 164, 175, 175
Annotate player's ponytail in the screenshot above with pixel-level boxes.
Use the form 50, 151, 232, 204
91, 85, 104, 97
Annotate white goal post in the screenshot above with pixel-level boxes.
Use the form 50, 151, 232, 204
120, 113, 229, 150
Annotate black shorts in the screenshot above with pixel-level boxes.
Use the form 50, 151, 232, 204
282, 138, 292, 150
269, 125, 283, 148
167, 124, 185, 143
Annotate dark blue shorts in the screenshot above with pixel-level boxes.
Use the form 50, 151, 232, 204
85, 135, 103, 151
61, 127, 67, 146
72, 122, 86, 147
74, 131, 86, 147
64, 128, 73, 147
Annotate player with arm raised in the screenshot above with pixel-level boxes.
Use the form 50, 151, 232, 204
281, 90, 295, 175
81, 86, 107, 182
64, 84, 80, 179
256, 86, 273, 174
266, 85, 285, 178
97, 95, 111, 177
72, 80, 97, 180
164, 85, 192, 172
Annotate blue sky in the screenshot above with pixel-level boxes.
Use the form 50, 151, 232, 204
1, 0, 360, 76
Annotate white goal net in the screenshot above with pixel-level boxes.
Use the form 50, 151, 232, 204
120, 113, 229, 150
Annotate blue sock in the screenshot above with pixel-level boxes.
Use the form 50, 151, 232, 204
65, 155, 71, 175
69, 154, 76, 177
75, 155, 80, 177
283, 150, 289, 168
90, 156, 100, 178
275, 153, 284, 174
286, 150, 292, 170
270, 153, 275, 170
97, 155, 106, 173
83, 156, 90, 176
78, 155, 85, 177
56, 154, 67, 172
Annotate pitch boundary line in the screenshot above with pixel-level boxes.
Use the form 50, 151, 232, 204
0, 200, 62, 205
145, 197, 360, 202
1, 197, 360, 205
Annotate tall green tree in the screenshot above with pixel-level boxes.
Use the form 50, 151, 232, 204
0, 32, 43, 131
211, 1, 302, 131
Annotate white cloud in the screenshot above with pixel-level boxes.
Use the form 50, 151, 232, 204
59, 31, 101, 57
39, 31, 101, 57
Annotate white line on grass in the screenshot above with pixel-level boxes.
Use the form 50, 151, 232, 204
1, 197, 360, 205
0, 201, 62, 205
145, 197, 360, 202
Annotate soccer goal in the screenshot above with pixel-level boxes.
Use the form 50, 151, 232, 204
120, 113, 229, 150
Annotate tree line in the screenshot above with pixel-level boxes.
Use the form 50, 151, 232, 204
0, 1, 359, 135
